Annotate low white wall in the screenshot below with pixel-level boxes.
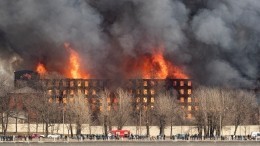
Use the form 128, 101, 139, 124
2, 124, 260, 136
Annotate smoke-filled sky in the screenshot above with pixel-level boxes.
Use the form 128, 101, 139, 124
0, 0, 259, 88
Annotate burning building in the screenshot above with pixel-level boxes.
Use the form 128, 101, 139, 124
14, 73, 193, 118
14, 42, 194, 118
1, 0, 258, 96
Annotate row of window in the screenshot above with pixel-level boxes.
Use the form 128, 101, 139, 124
132, 89, 155, 95
179, 89, 192, 95
48, 89, 98, 96
131, 80, 192, 87
47, 88, 191, 97
50, 96, 155, 104
135, 97, 155, 103
49, 88, 192, 97
41, 80, 192, 88
49, 97, 197, 115
49, 90, 197, 103
180, 97, 198, 103
181, 105, 199, 111
48, 88, 192, 103
43, 80, 102, 88
49, 97, 116, 104
177, 81, 192, 87
132, 88, 192, 96
50, 96, 157, 105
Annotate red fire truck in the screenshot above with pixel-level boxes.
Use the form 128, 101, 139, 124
110, 130, 130, 138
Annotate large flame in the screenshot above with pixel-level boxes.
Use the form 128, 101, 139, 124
35, 43, 188, 80
125, 48, 188, 79
36, 63, 47, 75
142, 51, 168, 79
64, 42, 90, 79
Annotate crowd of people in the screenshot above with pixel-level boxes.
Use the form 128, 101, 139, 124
0, 133, 259, 142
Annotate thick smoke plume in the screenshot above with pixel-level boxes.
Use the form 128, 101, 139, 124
0, 0, 259, 88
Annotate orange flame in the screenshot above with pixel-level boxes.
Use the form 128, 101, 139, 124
168, 62, 188, 79
34, 43, 188, 80
125, 48, 188, 79
142, 51, 168, 79
64, 42, 90, 79
36, 63, 47, 75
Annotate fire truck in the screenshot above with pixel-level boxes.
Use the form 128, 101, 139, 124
110, 130, 130, 138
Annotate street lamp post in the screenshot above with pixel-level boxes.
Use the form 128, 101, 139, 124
63, 107, 65, 138
220, 113, 222, 139
139, 107, 142, 135
219, 89, 224, 140
220, 107, 228, 139
258, 107, 260, 132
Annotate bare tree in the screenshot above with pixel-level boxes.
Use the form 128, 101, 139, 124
12, 87, 38, 134
143, 106, 154, 136
25, 88, 59, 136
110, 88, 132, 130
64, 103, 75, 137
168, 93, 184, 137
193, 86, 233, 137
193, 86, 259, 138
229, 90, 257, 135
99, 89, 113, 135
0, 74, 13, 135
67, 93, 91, 135
154, 92, 181, 135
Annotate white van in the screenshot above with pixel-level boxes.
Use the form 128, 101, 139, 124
251, 132, 260, 140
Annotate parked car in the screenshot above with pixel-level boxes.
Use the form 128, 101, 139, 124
31, 133, 44, 138
251, 132, 260, 140
234, 135, 247, 140
47, 134, 61, 138
174, 134, 186, 140
256, 133, 260, 140
17, 135, 25, 139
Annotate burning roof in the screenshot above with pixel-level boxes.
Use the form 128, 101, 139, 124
36, 43, 188, 80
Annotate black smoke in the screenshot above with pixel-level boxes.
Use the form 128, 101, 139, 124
0, 0, 259, 88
